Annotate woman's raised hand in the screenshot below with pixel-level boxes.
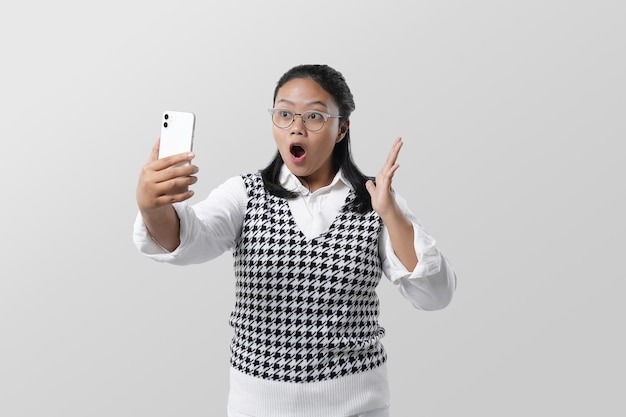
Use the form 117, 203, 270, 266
365, 137, 403, 217
366, 137, 418, 270
136, 137, 198, 214
135, 138, 198, 251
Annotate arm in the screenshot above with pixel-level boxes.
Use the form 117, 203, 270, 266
368, 137, 456, 310
392, 254, 457, 311
379, 194, 457, 310
133, 176, 247, 265
134, 138, 247, 265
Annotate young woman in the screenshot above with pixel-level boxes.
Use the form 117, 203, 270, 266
134, 64, 457, 417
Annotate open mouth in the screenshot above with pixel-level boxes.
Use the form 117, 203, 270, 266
290, 144, 306, 159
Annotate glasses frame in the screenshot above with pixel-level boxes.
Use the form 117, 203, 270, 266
268, 108, 342, 132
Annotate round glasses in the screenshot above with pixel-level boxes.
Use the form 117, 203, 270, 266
268, 108, 341, 132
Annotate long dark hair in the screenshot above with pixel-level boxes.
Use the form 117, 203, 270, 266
260, 64, 373, 213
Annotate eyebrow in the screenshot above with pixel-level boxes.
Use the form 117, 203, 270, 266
275, 99, 329, 109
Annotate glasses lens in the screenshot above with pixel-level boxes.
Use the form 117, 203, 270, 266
272, 109, 293, 128
302, 111, 325, 131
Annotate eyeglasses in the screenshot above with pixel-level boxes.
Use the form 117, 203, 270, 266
268, 108, 341, 132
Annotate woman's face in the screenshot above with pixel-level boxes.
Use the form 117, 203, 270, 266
272, 77, 348, 191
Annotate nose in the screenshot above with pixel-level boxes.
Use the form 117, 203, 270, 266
290, 114, 306, 134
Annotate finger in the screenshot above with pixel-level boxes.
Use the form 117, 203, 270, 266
376, 163, 400, 190
148, 137, 160, 163
386, 163, 400, 180
152, 174, 198, 199
383, 137, 403, 169
365, 179, 376, 196
151, 151, 196, 172
154, 189, 195, 206
165, 174, 198, 190
153, 165, 199, 187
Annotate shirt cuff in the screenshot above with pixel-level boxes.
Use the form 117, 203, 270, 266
132, 202, 191, 262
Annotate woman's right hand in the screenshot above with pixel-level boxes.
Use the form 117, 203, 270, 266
135, 138, 198, 251
136, 137, 198, 213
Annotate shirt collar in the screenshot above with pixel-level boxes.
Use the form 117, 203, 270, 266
279, 164, 350, 196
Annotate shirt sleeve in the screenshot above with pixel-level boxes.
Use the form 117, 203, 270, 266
132, 175, 248, 265
379, 192, 457, 311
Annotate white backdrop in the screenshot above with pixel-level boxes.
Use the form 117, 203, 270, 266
1, 1, 624, 416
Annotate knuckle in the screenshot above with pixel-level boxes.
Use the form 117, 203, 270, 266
140, 165, 151, 176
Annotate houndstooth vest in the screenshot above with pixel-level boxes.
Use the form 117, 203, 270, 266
230, 173, 387, 383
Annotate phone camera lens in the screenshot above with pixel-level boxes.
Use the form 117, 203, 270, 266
163, 122, 168, 128
164, 114, 169, 120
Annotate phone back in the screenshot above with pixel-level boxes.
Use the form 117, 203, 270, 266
158, 111, 196, 160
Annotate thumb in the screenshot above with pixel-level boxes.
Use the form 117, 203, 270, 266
365, 179, 376, 196
148, 137, 160, 163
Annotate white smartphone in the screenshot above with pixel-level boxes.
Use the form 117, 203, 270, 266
158, 111, 196, 164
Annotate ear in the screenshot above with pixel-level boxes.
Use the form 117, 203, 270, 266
336, 120, 350, 143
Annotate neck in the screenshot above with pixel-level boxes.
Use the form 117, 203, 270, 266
298, 169, 336, 193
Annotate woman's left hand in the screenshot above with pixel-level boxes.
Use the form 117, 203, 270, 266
366, 137, 418, 270
366, 137, 403, 217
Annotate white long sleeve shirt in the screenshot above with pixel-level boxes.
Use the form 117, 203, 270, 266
133, 166, 457, 416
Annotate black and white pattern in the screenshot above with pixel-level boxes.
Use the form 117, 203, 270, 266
229, 173, 387, 383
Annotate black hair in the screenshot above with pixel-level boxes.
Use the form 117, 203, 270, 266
260, 64, 373, 213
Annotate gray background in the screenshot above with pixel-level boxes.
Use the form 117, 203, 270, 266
1, 0, 624, 416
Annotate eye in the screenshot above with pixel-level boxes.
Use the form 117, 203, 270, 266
278, 109, 292, 119
305, 111, 324, 121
